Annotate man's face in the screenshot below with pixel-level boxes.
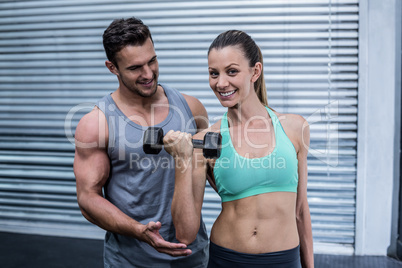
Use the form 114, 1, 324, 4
114, 38, 159, 98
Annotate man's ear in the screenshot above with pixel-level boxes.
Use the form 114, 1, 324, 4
251, 62, 262, 83
105, 60, 119, 76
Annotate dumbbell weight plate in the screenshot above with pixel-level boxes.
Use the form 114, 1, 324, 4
143, 127, 164, 154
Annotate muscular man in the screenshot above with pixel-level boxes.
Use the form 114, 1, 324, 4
73, 17, 209, 267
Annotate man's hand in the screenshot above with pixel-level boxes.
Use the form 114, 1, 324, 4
142, 221, 192, 257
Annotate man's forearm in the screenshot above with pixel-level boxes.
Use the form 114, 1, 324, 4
78, 192, 145, 240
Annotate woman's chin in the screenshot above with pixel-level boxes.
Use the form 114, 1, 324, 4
219, 101, 238, 109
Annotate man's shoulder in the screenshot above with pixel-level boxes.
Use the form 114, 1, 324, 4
75, 108, 108, 146
160, 84, 209, 131
182, 94, 209, 131
181, 93, 203, 109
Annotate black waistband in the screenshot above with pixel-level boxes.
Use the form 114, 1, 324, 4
208, 241, 301, 267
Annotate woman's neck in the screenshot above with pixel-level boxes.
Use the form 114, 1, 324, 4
227, 94, 268, 126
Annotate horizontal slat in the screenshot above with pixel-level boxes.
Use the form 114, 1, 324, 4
0, 14, 359, 27
0, 207, 84, 222
0, 191, 76, 201
0, 66, 358, 76
0, 1, 359, 18
0, 0, 358, 10
0, 3, 359, 23
0, 88, 356, 96
1, 40, 359, 53
0, 168, 74, 180
0, 155, 72, 166
0, 49, 359, 60
0, 198, 78, 209
0, 16, 358, 31
0, 76, 359, 85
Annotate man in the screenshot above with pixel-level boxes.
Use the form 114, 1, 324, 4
73, 17, 209, 267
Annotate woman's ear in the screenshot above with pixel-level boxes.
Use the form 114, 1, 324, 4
251, 62, 262, 83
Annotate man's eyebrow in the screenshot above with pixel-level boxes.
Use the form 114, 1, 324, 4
126, 56, 157, 70
126, 64, 141, 70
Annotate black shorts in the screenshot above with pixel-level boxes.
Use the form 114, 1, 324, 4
207, 241, 301, 268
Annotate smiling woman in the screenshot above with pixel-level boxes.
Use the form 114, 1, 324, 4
166, 30, 314, 268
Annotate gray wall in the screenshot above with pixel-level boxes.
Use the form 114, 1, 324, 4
356, 0, 402, 256
0, 0, 361, 255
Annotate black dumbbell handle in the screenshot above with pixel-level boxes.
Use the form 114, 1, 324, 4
192, 139, 204, 149
144, 127, 221, 158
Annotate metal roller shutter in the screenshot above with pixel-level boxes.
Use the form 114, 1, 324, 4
0, 0, 358, 254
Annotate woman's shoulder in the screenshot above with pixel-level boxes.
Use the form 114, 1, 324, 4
272, 110, 309, 152
273, 110, 307, 131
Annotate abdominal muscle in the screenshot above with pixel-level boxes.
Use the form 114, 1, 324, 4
210, 192, 299, 254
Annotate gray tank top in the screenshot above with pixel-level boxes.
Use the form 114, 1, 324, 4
96, 84, 208, 268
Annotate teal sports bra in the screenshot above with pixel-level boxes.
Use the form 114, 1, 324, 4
213, 107, 299, 202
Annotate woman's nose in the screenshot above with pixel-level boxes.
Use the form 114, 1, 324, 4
217, 75, 229, 89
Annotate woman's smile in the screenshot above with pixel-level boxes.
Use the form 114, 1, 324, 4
219, 89, 238, 97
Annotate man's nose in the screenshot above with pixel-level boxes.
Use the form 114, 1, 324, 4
141, 64, 153, 79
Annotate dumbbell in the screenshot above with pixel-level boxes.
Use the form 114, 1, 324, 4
143, 127, 222, 159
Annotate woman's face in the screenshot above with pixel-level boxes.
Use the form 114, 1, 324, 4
208, 46, 258, 108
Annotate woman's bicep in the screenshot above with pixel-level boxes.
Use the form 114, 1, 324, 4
206, 162, 218, 192
296, 118, 310, 212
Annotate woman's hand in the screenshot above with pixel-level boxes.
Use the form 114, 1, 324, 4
163, 130, 193, 160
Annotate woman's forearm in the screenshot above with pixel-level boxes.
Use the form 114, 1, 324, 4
297, 204, 314, 268
171, 157, 201, 245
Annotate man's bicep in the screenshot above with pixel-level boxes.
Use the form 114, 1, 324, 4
74, 112, 110, 195
74, 146, 110, 196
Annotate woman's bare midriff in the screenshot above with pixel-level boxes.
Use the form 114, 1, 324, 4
210, 192, 300, 254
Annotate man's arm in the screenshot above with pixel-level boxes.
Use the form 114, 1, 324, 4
74, 108, 191, 256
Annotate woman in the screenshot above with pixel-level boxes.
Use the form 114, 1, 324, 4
164, 30, 314, 267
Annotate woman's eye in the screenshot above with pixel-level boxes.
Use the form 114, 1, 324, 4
209, 71, 218, 77
228, 69, 238, 75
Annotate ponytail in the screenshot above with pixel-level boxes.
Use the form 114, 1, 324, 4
255, 46, 268, 107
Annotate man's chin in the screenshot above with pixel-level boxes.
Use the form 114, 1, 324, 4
138, 84, 158, 98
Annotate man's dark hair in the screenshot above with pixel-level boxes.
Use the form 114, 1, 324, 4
103, 17, 153, 68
